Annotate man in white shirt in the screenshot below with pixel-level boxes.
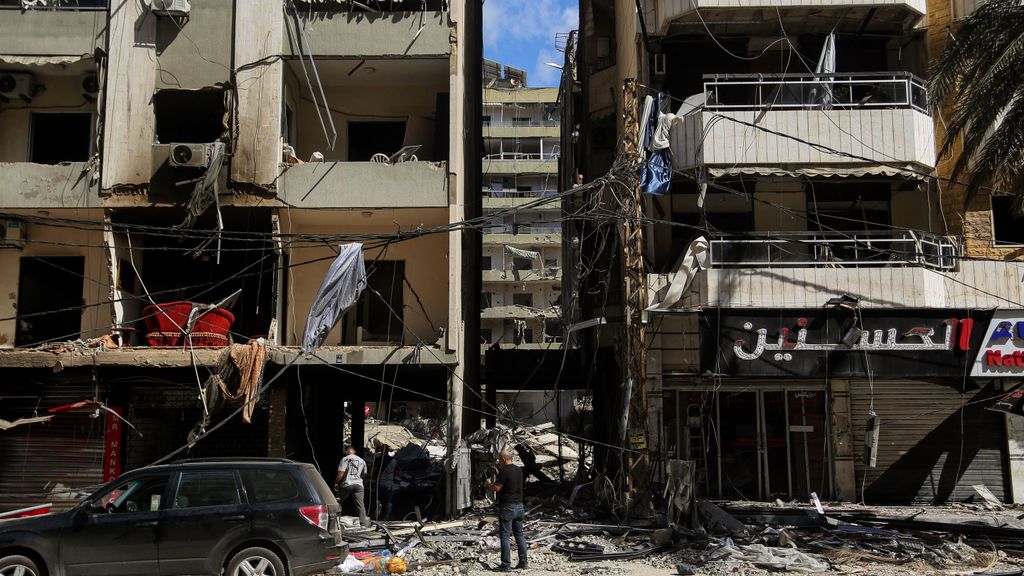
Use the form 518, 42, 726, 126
334, 446, 369, 527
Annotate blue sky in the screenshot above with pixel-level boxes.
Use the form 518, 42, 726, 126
483, 0, 579, 88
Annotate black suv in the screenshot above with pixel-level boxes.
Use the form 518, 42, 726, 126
0, 458, 345, 576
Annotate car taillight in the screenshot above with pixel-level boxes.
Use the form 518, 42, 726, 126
299, 505, 329, 530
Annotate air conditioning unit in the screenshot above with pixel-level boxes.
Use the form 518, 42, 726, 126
0, 73, 33, 103
1, 220, 25, 248
151, 0, 190, 17
653, 53, 667, 77
81, 73, 99, 101
168, 143, 211, 168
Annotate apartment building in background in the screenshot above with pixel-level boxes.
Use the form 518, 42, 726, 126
0, 0, 482, 516
480, 60, 572, 425
564, 0, 1024, 504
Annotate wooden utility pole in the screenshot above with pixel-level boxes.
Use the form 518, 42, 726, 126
620, 78, 650, 495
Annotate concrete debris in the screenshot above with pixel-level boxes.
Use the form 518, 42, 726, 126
329, 499, 1024, 576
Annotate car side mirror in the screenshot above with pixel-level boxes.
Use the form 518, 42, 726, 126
83, 500, 105, 514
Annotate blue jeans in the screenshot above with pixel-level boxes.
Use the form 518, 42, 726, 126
498, 503, 528, 567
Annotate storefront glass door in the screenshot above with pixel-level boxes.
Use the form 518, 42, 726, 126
664, 387, 831, 500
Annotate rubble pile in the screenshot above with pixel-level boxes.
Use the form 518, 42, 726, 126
331, 500, 1024, 576
466, 422, 588, 482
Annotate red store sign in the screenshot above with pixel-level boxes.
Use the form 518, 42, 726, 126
103, 407, 124, 482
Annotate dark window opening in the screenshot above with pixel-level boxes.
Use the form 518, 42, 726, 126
514, 328, 534, 345
154, 89, 226, 144
544, 319, 563, 342
992, 196, 1024, 245
806, 183, 891, 232
30, 113, 91, 164
481, 292, 493, 310
512, 293, 533, 307
348, 121, 406, 161
113, 208, 275, 345
358, 261, 404, 343
481, 256, 492, 270
512, 257, 533, 271
17, 256, 85, 347
480, 328, 492, 344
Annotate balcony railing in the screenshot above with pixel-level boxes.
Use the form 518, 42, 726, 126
482, 120, 560, 128
702, 72, 928, 114
708, 230, 959, 270
483, 153, 558, 161
483, 189, 558, 198
484, 224, 562, 235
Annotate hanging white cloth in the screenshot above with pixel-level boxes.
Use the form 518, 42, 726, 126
505, 245, 541, 260
814, 33, 836, 109
301, 244, 367, 352
648, 236, 709, 311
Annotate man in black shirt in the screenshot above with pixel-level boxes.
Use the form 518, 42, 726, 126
484, 448, 528, 571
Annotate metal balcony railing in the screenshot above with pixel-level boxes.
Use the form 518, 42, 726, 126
483, 153, 559, 161
702, 71, 929, 114
708, 230, 959, 270
483, 224, 562, 235
483, 189, 558, 198
482, 120, 560, 128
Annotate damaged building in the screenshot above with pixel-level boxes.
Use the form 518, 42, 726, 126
0, 0, 483, 518
562, 0, 1024, 506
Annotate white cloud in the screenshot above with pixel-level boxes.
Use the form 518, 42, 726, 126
484, 0, 578, 87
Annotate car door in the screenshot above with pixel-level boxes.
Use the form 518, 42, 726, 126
61, 473, 171, 576
158, 469, 251, 575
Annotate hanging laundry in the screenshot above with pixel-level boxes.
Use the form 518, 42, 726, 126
505, 245, 541, 260
640, 92, 673, 196
301, 243, 367, 353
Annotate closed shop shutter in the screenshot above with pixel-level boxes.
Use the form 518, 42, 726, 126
0, 382, 105, 513
850, 380, 1009, 504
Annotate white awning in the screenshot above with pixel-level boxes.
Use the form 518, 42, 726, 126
707, 164, 926, 180
0, 54, 93, 67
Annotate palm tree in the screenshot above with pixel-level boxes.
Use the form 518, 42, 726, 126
929, 0, 1024, 209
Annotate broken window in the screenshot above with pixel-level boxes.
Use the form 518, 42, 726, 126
512, 257, 532, 271
154, 89, 226, 144
30, 113, 92, 164
512, 293, 533, 307
514, 328, 534, 345
480, 328, 492, 344
481, 292, 493, 310
358, 261, 404, 343
544, 319, 563, 342
348, 121, 406, 161
806, 183, 891, 232
992, 196, 1024, 245
17, 256, 85, 347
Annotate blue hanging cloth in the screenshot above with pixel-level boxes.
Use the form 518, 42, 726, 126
639, 92, 673, 196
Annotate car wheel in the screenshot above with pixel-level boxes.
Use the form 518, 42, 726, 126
0, 555, 41, 576
227, 547, 286, 576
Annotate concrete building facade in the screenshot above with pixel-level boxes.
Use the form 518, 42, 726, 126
564, 0, 1024, 504
0, 0, 481, 516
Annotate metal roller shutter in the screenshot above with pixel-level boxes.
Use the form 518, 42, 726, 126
0, 382, 105, 513
850, 380, 1009, 504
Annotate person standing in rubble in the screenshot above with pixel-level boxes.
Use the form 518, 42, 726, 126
484, 448, 528, 571
334, 445, 370, 527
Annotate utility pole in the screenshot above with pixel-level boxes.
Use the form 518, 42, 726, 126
620, 78, 650, 497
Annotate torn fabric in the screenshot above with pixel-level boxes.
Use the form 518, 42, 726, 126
0, 415, 53, 431
640, 92, 673, 195
505, 245, 540, 260
648, 236, 708, 311
188, 341, 268, 445
179, 141, 226, 229
302, 243, 367, 352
